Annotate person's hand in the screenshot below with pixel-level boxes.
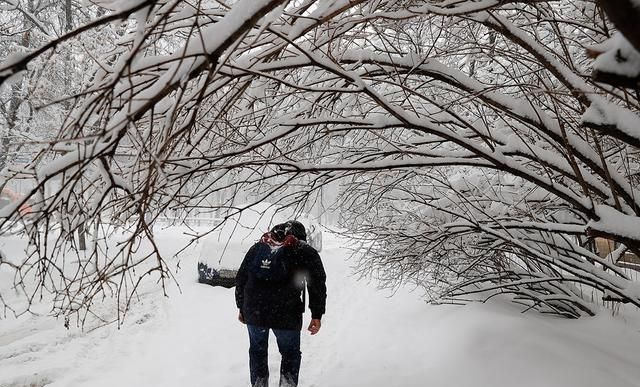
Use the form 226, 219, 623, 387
238, 311, 245, 324
308, 319, 321, 335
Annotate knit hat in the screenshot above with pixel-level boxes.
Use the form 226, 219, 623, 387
284, 220, 307, 241
270, 223, 287, 242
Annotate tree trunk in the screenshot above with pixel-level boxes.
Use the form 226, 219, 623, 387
597, 0, 640, 52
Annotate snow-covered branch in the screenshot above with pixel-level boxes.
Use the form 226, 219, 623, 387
2, 0, 640, 320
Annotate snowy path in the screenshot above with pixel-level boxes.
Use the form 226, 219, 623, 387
2, 233, 640, 386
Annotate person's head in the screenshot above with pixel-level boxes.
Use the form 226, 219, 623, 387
270, 223, 287, 241
284, 220, 307, 241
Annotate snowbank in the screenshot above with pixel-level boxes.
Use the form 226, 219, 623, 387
1, 230, 640, 387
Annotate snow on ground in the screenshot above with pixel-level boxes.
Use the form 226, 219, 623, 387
2, 228, 640, 387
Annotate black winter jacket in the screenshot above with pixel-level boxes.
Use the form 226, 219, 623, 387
235, 240, 327, 330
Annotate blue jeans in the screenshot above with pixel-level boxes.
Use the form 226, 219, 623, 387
247, 325, 301, 387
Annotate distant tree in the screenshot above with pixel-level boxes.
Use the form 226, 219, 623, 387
0, 0, 639, 322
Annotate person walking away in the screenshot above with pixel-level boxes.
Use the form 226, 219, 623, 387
235, 221, 327, 387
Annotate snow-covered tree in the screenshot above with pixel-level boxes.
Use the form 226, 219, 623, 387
1, 0, 639, 321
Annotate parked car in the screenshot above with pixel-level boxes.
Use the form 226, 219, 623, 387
197, 203, 323, 288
